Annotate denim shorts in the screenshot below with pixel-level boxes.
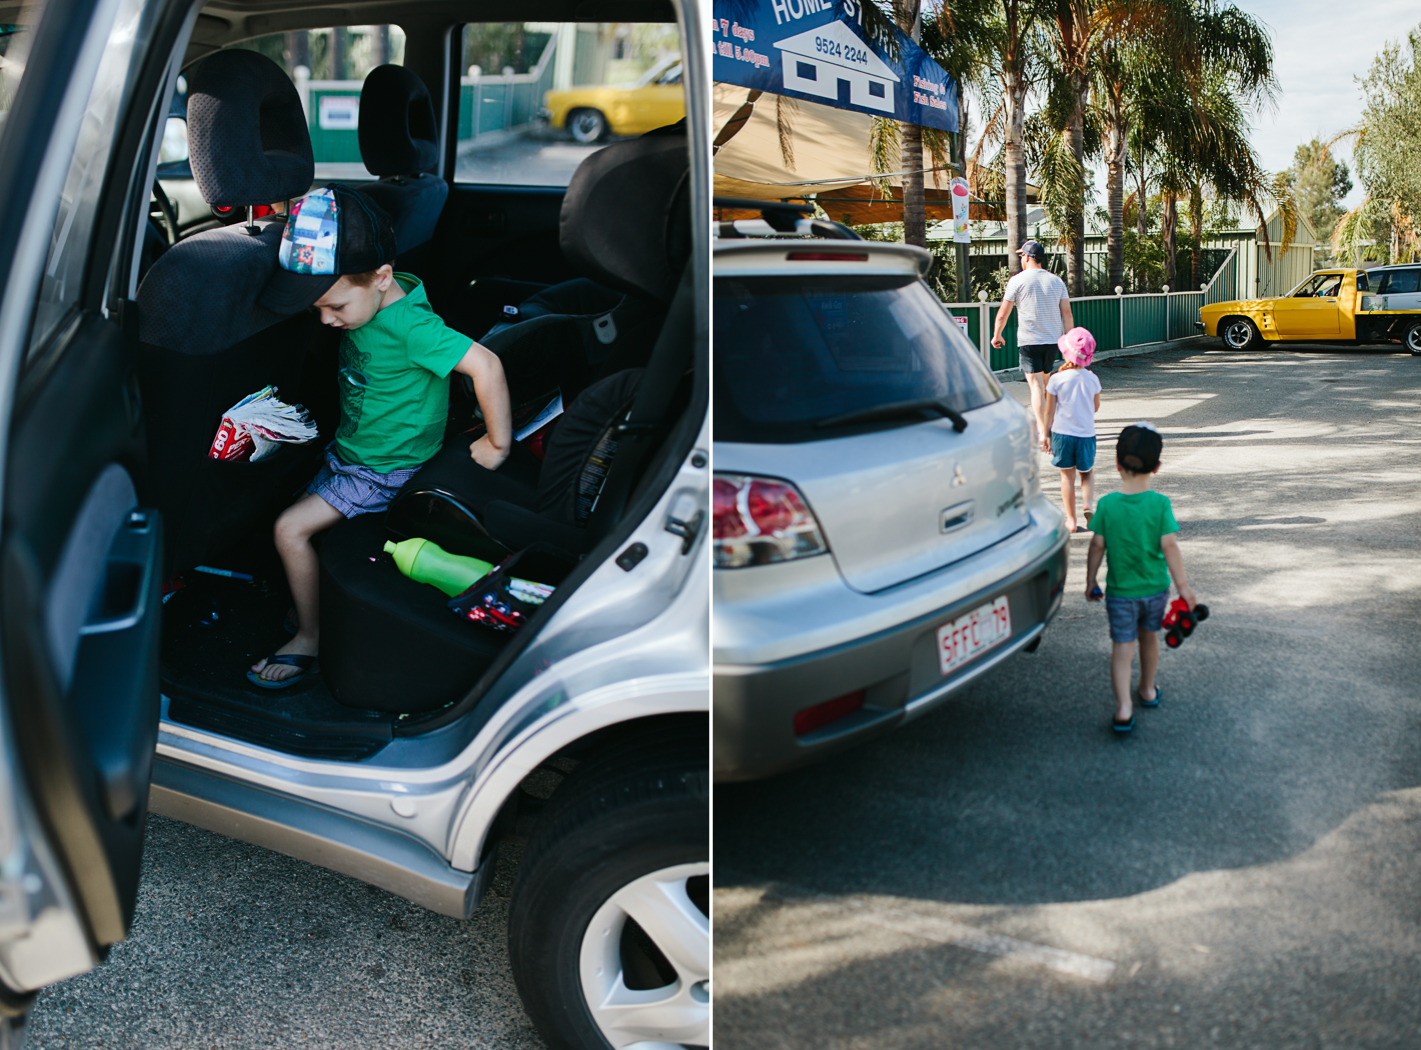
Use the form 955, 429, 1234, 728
1050, 433, 1096, 471
1105, 589, 1169, 643
307, 444, 420, 519
1018, 343, 1058, 374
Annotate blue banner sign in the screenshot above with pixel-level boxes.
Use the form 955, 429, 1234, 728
713, 0, 958, 132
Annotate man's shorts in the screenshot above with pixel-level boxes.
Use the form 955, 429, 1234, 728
307, 444, 420, 519
1018, 343, 1059, 374
1105, 589, 1170, 643
1050, 433, 1096, 471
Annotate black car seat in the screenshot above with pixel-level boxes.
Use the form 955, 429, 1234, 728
312, 131, 694, 713
136, 49, 317, 575
478, 126, 689, 410
355, 64, 447, 275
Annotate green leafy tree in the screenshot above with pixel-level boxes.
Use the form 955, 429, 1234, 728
1285, 139, 1351, 257
1333, 25, 1421, 264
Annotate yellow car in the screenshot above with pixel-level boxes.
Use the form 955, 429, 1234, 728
1198, 266, 1421, 354
542, 56, 684, 143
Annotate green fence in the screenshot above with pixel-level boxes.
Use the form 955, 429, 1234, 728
299, 34, 558, 166
941, 288, 1209, 374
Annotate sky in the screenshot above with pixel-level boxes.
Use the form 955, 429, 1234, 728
1233, 0, 1418, 208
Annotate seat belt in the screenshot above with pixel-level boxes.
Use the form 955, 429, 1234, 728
583, 267, 697, 544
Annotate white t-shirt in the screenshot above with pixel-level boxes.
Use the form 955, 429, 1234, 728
1003, 268, 1069, 346
1045, 367, 1101, 438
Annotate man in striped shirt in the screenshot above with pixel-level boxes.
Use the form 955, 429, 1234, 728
991, 240, 1074, 450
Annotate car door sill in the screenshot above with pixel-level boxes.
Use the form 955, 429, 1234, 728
151, 757, 492, 919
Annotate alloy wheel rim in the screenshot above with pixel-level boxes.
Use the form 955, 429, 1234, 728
1225, 321, 1252, 349
579, 861, 710, 1050
1409, 327, 1421, 353
572, 112, 604, 141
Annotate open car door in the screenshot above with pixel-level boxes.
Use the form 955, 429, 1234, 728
0, 0, 174, 1021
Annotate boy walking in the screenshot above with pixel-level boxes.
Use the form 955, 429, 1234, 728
1085, 424, 1198, 733
248, 186, 512, 688
991, 240, 1073, 446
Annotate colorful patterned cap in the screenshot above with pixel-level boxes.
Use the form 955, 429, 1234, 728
259, 185, 396, 314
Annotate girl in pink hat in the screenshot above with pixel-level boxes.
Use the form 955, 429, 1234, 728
1043, 327, 1101, 532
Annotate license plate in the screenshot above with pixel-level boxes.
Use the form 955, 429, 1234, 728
937, 595, 1012, 676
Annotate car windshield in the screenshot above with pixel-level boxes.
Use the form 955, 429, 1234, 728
714, 273, 1001, 444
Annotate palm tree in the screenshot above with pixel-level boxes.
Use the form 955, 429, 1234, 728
928, 0, 1048, 276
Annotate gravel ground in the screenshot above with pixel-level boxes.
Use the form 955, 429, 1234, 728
26, 816, 545, 1050
714, 343, 1421, 1049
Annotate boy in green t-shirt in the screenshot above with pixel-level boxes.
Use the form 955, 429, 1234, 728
1085, 424, 1198, 733
247, 187, 511, 688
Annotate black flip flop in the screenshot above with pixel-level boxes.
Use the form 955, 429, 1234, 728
246, 653, 317, 690
1137, 686, 1161, 708
1112, 715, 1136, 733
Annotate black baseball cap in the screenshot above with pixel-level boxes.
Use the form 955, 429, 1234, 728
1017, 239, 1046, 260
1117, 423, 1162, 474
259, 185, 397, 314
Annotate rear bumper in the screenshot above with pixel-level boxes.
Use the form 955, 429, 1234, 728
713, 534, 1069, 782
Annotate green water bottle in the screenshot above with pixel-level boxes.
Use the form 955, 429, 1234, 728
383, 537, 494, 598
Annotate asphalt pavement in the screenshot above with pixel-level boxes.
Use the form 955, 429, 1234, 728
714, 342, 1421, 1049
27, 817, 544, 1049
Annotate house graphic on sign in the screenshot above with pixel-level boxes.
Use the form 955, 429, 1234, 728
774, 20, 899, 114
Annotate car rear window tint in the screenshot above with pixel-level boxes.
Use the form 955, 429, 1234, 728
1380, 269, 1421, 295
714, 274, 1001, 444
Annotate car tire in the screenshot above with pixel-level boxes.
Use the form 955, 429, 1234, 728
568, 108, 610, 144
1406, 321, 1421, 355
508, 746, 708, 1050
1220, 316, 1261, 351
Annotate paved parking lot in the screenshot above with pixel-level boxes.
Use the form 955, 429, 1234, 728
714, 343, 1421, 1048
27, 816, 544, 1050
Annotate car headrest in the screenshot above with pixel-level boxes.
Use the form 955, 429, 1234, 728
559, 130, 689, 303
186, 50, 314, 208
359, 65, 440, 176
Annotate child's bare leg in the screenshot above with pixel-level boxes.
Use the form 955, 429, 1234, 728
1080, 468, 1095, 514
1059, 467, 1078, 530
1137, 628, 1159, 702
1111, 640, 1136, 722
253, 493, 343, 681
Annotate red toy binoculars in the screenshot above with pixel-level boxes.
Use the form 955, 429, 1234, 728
1162, 598, 1209, 648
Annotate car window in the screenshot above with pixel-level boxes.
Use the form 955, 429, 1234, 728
1315, 274, 1342, 297
1292, 274, 1327, 298
224, 27, 407, 179
1355, 271, 1369, 291
1379, 268, 1421, 295
714, 274, 1002, 444
456, 22, 683, 187
25, 0, 149, 359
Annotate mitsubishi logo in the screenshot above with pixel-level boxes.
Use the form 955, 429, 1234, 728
951, 463, 966, 487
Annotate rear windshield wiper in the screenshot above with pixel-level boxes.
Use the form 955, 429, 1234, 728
814, 398, 968, 433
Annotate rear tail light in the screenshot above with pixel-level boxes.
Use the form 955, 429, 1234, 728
794, 690, 865, 736
785, 251, 868, 262
713, 473, 828, 568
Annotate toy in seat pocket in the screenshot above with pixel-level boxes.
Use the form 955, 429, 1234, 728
1162, 598, 1210, 648
447, 546, 571, 633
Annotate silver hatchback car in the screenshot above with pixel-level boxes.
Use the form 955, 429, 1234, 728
713, 226, 1069, 781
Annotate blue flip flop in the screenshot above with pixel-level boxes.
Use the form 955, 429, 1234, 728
1112, 715, 1136, 733
1137, 685, 1161, 708
246, 653, 317, 690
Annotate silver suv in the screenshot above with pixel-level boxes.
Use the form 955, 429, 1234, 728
0, 4, 707, 1049
712, 220, 1069, 781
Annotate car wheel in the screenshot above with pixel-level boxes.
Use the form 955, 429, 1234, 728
509, 749, 708, 1050
1406, 321, 1421, 355
569, 108, 610, 144
1221, 316, 1261, 351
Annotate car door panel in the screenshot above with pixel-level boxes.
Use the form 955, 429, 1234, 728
2, 314, 160, 948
